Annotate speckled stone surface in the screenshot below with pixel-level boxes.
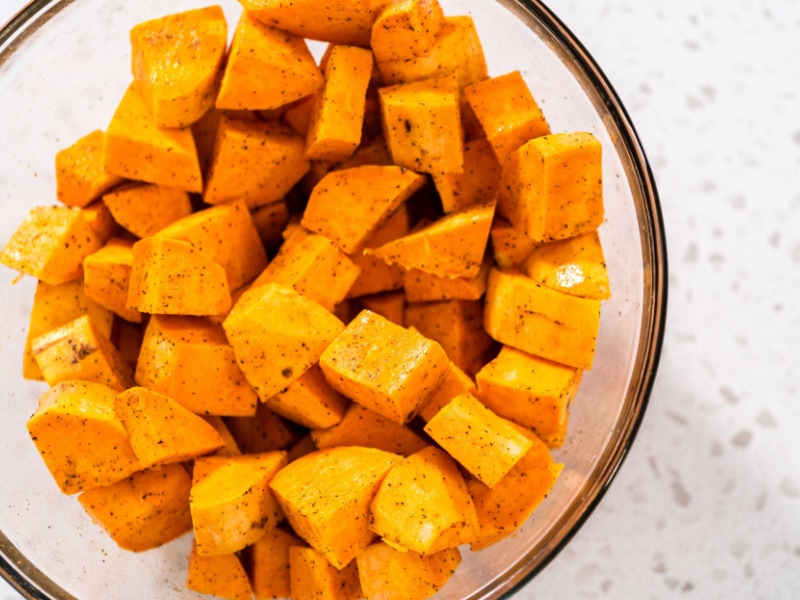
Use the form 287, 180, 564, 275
1, 1, 799, 599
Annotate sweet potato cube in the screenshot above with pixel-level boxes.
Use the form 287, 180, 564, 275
187, 542, 253, 600
305, 45, 374, 163
55, 130, 124, 208
289, 546, 363, 600
498, 131, 604, 243
216, 12, 323, 110
225, 403, 305, 454
372, 199, 495, 278
204, 113, 310, 208
402, 258, 490, 302
83, 238, 142, 323
223, 282, 344, 400
102, 183, 192, 239
31, 314, 134, 391
135, 315, 259, 417
266, 364, 349, 430
204, 415, 243, 457
251, 199, 290, 252
190, 452, 287, 555
77, 463, 193, 552
424, 393, 533, 488
26, 381, 141, 494
432, 137, 500, 213
357, 541, 461, 600
358, 290, 406, 325
130, 6, 228, 128
370, 446, 478, 553
284, 93, 317, 137
0, 204, 114, 286
476, 346, 582, 447
104, 81, 202, 193
468, 430, 563, 550
490, 217, 537, 270
247, 527, 305, 600
320, 309, 448, 424
270, 446, 402, 569
311, 403, 427, 456
250, 227, 361, 312
379, 75, 463, 176
416, 360, 476, 422
302, 165, 426, 254
464, 70, 550, 164
524, 230, 611, 300
484, 268, 601, 370
370, 0, 444, 64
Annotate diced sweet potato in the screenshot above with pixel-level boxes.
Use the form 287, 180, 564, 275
370, 445, 478, 553
102, 183, 192, 239
187, 542, 253, 600
402, 258, 490, 302
204, 415, 243, 457
247, 527, 305, 600
83, 237, 142, 323
289, 546, 363, 600
266, 364, 349, 430
416, 360, 476, 422
320, 309, 448, 424
497, 131, 603, 243
489, 217, 537, 270
370, 0, 444, 64
284, 93, 318, 137
424, 393, 533, 488
358, 290, 405, 325
270, 446, 402, 569
251, 200, 290, 252
135, 315, 259, 417
190, 452, 288, 555
55, 130, 124, 208
432, 137, 500, 213
26, 381, 142, 494
225, 403, 306, 454
77, 463, 193, 552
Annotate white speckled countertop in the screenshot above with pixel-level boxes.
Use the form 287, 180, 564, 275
1, 0, 799, 599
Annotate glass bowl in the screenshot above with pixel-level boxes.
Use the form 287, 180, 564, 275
0, 0, 667, 598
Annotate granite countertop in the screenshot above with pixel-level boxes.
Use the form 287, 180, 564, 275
1, 1, 799, 599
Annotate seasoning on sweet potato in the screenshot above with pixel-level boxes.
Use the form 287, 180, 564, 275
484, 268, 602, 370
379, 75, 464, 176
130, 6, 228, 128
270, 446, 403, 569
225, 402, 306, 454
320, 309, 448, 424
55, 130, 124, 208
358, 290, 405, 325
357, 541, 461, 600
26, 381, 142, 494
476, 345, 582, 447
289, 545, 363, 600
103, 81, 202, 193
301, 164, 426, 254
371, 199, 495, 279
77, 463, 193, 552
204, 113, 310, 209
114, 386, 226, 468
432, 137, 500, 213
82, 237, 142, 323
0, 204, 115, 286
216, 12, 324, 111
31, 314, 134, 391
415, 360, 476, 422
524, 230, 611, 300
371, 0, 444, 64
247, 526, 305, 600
127, 237, 232, 316
424, 392, 533, 489
305, 45, 374, 163
102, 183, 192, 239
187, 541, 253, 600
370, 445, 479, 553
190, 452, 288, 556
135, 315, 259, 417
266, 364, 349, 430
402, 258, 490, 302
489, 217, 537, 270
311, 403, 428, 456
498, 131, 604, 243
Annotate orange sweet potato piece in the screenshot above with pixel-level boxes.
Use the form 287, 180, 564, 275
102, 183, 192, 239
225, 403, 306, 454
289, 546, 363, 600
190, 452, 287, 555
217, 12, 324, 110
83, 237, 142, 323
204, 415, 243, 457
192, 106, 223, 172
55, 130, 124, 208
432, 137, 500, 213
415, 360, 476, 422
26, 381, 142, 494
319, 309, 448, 424
489, 217, 537, 270
204, 113, 310, 208
484, 268, 601, 370
269, 446, 402, 569
311, 403, 427, 456
251, 199, 290, 252
114, 386, 226, 468
284, 93, 318, 137
266, 364, 349, 430
247, 526, 305, 600
223, 282, 345, 400
77, 463, 193, 552
31, 314, 134, 391
305, 45, 374, 163
135, 315, 259, 417
424, 393, 533, 489
402, 258, 490, 302
301, 164, 426, 254
0, 204, 115, 286
358, 290, 405, 325
370, 0, 444, 64
130, 6, 228, 128
187, 542, 253, 600
104, 81, 202, 193
357, 541, 460, 600
498, 131, 604, 243
369, 445, 478, 553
